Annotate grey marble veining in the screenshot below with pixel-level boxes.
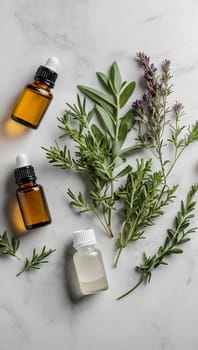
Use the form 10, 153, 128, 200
1, 0, 198, 349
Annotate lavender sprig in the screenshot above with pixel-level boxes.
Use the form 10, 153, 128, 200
132, 52, 198, 184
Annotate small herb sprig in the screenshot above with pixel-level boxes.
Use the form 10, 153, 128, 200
0, 231, 20, 260
117, 184, 198, 300
133, 52, 198, 184
44, 62, 140, 237
114, 159, 178, 266
16, 246, 56, 276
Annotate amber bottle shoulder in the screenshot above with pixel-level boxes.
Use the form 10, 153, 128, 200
26, 81, 53, 98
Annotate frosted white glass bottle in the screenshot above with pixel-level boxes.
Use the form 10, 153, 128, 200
72, 229, 108, 295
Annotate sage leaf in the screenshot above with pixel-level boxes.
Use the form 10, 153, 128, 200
109, 62, 122, 92
121, 109, 135, 131
96, 72, 112, 93
78, 85, 116, 108
118, 122, 128, 147
87, 107, 96, 123
120, 81, 136, 108
114, 156, 124, 168
91, 124, 104, 142
96, 105, 115, 138
119, 145, 143, 158
112, 140, 121, 158
115, 165, 132, 179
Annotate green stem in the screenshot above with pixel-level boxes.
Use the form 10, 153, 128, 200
93, 209, 113, 237
16, 269, 25, 277
166, 146, 185, 178
12, 253, 21, 261
115, 94, 120, 140
108, 179, 114, 229
117, 276, 144, 300
114, 247, 123, 267
155, 134, 166, 185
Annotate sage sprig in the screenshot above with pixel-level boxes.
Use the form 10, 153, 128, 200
117, 184, 198, 299
0, 231, 20, 260
16, 246, 56, 276
44, 62, 141, 237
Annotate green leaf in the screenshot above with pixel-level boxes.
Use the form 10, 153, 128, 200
120, 82, 136, 108
118, 122, 128, 147
115, 165, 132, 179
114, 156, 124, 168
112, 140, 121, 158
95, 105, 115, 138
87, 107, 96, 123
91, 124, 104, 142
109, 62, 122, 92
96, 72, 111, 93
78, 85, 116, 108
121, 81, 127, 89
166, 248, 183, 255
119, 145, 143, 158
121, 109, 135, 131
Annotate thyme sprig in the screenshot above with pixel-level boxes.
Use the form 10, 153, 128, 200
16, 246, 56, 276
0, 231, 20, 260
117, 184, 198, 299
44, 62, 140, 237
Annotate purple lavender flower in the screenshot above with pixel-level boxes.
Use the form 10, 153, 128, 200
162, 59, 171, 71
150, 63, 157, 72
162, 59, 172, 81
173, 102, 184, 114
143, 93, 149, 101
132, 99, 142, 109
136, 52, 150, 66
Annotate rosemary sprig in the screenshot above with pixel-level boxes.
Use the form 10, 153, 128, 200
0, 231, 20, 260
44, 62, 141, 237
114, 159, 178, 266
117, 184, 198, 299
16, 246, 56, 276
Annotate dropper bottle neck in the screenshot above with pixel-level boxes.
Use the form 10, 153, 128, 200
15, 154, 37, 186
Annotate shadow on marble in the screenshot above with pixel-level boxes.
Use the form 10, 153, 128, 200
1, 98, 30, 139
64, 241, 96, 304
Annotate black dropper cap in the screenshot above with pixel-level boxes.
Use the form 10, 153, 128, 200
34, 57, 59, 88
14, 154, 37, 185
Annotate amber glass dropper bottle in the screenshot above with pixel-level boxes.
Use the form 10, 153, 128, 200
11, 57, 59, 129
14, 153, 52, 230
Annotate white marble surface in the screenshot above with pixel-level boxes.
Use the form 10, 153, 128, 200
1, 0, 198, 349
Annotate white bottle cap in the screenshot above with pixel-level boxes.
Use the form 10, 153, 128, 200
16, 153, 30, 168
44, 57, 59, 73
73, 229, 96, 248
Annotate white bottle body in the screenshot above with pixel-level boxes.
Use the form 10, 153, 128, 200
73, 245, 108, 295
